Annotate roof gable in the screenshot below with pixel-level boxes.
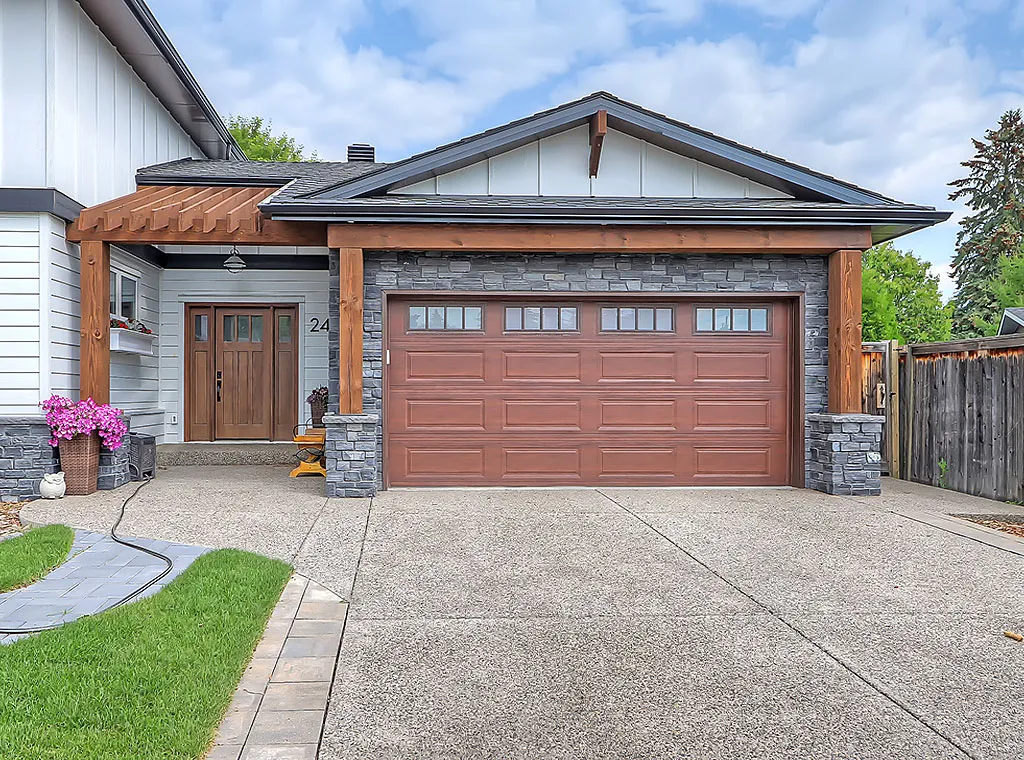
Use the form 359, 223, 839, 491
303, 92, 898, 204
388, 125, 794, 200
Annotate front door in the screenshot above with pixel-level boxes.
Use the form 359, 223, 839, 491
186, 304, 298, 441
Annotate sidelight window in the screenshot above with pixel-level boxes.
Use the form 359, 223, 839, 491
409, 305, 483, 331
695, 306, 770, 333
505, 306, 578, 331
601, 307, 673, 332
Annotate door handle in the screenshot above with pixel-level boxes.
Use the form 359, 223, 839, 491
216, 371, 222, 403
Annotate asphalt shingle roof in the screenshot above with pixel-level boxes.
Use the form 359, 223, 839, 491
136, 158, 386, 190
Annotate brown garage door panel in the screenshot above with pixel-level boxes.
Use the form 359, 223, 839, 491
386, 296, 795, 487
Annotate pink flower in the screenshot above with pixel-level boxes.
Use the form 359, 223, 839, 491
41, 395, 128, 450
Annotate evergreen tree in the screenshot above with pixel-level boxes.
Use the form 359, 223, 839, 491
948, 109, 1024, 337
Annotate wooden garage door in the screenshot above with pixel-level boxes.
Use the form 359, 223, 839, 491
385, 297, 794, 487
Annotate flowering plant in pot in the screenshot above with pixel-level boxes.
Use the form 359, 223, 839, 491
306, 386, 328, 428
110, 317, 153, 334
41, 395, 128, 496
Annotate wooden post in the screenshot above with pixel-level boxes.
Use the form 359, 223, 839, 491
79, 240, 111, 404
337, 248, 364, 414
886, 339, 901, 478
828, 249, 863, 413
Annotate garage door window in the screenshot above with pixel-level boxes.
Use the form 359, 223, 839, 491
601, 307, 673, 332
408, 305, 483, 331
505, 306, 578, 331
695, 306, 770, 333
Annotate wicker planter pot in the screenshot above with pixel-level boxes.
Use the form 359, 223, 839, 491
58, 433, 100, 496
310, 399, 326, 428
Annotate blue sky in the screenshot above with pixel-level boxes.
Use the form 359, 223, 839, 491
150, 0, 1024, 297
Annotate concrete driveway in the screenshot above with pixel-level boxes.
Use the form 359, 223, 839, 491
24, 470, 1024, 759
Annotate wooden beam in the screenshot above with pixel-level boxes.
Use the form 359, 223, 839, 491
828, 248, 863, 413
67, 220, 328, 247
79, 240, 111, 405
337, 248, 364, 414
329, 223, 872, 253
589, 109, 608, 178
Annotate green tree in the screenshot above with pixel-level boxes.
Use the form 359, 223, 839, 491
227, 115, 316, 161
948, 109, 1024, 337
861, 266, 901, 342
862, 242, 952, 344
982, 254, 1024, 333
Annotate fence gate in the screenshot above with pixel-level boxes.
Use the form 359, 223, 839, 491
861, 341, 900, 476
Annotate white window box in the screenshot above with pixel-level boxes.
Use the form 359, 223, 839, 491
110, 328, 157, 356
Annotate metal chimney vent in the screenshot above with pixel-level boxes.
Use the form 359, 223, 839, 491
347, 144, 375, 162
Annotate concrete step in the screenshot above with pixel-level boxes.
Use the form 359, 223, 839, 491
157, 443, 296, 467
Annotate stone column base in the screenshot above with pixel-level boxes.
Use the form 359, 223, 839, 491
806, 413, 884, 496
324, 413, 379, 498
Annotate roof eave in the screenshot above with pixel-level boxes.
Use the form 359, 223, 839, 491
304, 93, 900, 205
77, 0, 244, 160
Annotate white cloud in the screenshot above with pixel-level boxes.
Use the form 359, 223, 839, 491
930, 262, 957, 301
148, 0, 1021, 278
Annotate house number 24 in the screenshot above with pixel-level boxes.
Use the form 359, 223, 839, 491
309, 317, 330, 333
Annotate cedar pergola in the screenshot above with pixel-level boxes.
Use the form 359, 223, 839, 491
67, 184, 867, 417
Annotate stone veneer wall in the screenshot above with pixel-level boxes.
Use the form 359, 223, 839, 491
0, 415, 134, 500
806, 413, 884, 495
323, 413, 379, 498
0, 417, 60, 501
325, 251, 831, 495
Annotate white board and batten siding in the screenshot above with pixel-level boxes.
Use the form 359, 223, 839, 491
0, 0, 204, 205
391, 126, 793, 199
159, 261, 331, 444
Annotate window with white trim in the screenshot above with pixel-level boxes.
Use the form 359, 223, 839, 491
600, 306, 674, 332
505, 306, 578, 331
109, 272, 138, 321
408, 305, 483, 331
695, 306, 769, 333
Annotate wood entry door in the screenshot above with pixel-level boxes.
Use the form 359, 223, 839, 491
185, 305, 298, 441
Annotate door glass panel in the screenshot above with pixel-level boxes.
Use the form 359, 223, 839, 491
620, 308, 636, 331
751, 308, 769, 331
427, 306, 445, 330
465, 307, 482, 330
524, 307, 541, 330
120, 276, 136, 321
409, 306, 426, 330
278, 314, 292, 343
637, 308, 655, 331
696, 308, 713, 332
238, 315, 251, 342
445, 306, 463, 330
251, 315, 264, 343
541, 307, 559, 330
194, 314, 208, 342
601, 307, 617, 331
560, 307, 577, 330
223, 315, 236, 342
733, 308, 750, 331
656, 308, 673, 331
714, 308, 731, 331
505, 307, 522, 331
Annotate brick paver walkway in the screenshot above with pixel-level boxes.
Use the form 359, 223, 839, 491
206, 575, 347, 760
0, 528, 208, 643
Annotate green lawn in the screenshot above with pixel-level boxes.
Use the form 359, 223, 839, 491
0, 524, 74, 593
0, 549, 291, 760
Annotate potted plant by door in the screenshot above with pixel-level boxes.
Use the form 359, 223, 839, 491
307, 386, 328, 428
41, 395, 128, 496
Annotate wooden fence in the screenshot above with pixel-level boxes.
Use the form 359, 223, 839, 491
862, 335, 1024, 503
